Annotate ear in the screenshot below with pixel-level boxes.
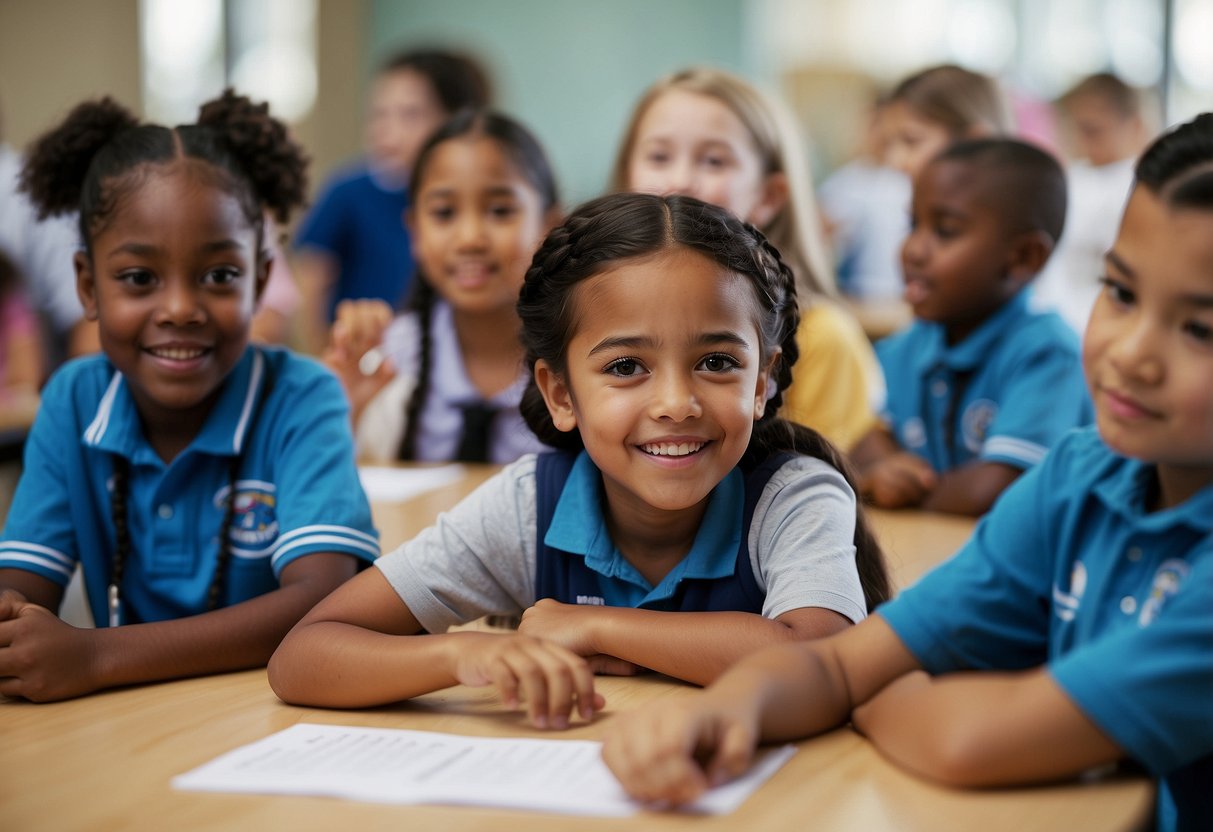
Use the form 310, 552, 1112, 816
254, 250, 272, 306
1005, 230, 1053, 289
75, 251, 100, 322
753, 347, 782, 420
534, 359, 579, 432
748, 172, 789, 229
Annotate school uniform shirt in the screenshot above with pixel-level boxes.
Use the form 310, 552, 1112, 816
0, 346, 379, 625
354, 299, 546, 464
879, 427, 1212, 832
876, 289, 1091, 473
293, 161, 415, 319
374, 451, 867, 633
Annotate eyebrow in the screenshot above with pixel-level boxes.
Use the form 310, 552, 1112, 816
1106, 249, 1213, 307
107, 239, 245, 258
1105, 249, 1135, 277
587, 331, 752, 357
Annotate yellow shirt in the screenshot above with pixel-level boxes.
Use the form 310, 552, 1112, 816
780, 302, 883, 452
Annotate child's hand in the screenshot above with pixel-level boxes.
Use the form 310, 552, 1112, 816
450, 631, 606, 729
321, 299, 396, 415
601, 690, 761, 807
861, 452, 937, 508
517, 598, 600, 657
0, 591, 100, 702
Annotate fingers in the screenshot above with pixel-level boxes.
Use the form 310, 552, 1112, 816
332, 300, 393, 354
706, 718, 757, 788
0, 589, 29, 621
460, 634, 600, 728
602, 709, 711, 807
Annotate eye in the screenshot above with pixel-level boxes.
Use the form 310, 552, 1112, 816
699, 353, 740, 373
1182, 319, 1213, 343
427, 205, 455, 223
201, 266, 242, 287
604, 357, 646, 378
1099, 276, 1134, 307
701, 154, 730, 169
487, 202, 519, 220
643, 150, 670, 166
117, 269, 156, 289
933, 221, 961, 240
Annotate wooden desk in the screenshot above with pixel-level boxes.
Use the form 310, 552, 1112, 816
1, 466, 1150, 830
0, 668, 1152, 831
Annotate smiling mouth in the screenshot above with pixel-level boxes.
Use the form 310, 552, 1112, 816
146, 346, 209, 361
640, 441, 707, 457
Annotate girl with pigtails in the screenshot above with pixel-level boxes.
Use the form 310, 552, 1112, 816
0, 91, 378, 702
270, 192, 889, 728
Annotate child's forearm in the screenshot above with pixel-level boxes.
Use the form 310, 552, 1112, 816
268, 622, 472, 707
852, 668, 1124, 786
848, 427, 900, 473
580, 607, 851, 686
921, 461, 1021, 516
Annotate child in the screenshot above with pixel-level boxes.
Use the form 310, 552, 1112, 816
604, 115, 1213, 832
1033, 73, 1151, 333
293, 48, 492, 352
850, 139, 1091, 516
0, 91, 378, 702
610, 67, 882, 453
321, 109, 559, 464
882, 64, 1011, 180
268, 193, 891, 725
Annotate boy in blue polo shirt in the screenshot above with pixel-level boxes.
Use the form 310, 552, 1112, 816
851, 138, 1091, 516
0, 92, 377, 702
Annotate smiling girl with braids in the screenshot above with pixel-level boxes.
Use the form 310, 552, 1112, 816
270, 193, 889, 727
0, 91, 378, 702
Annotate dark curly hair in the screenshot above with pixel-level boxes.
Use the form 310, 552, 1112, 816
19, 88, 308, 254
517, 193, 889, 611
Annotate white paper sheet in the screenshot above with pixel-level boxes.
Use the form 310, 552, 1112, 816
357, 464, 466, 503
172, 723, 796, 817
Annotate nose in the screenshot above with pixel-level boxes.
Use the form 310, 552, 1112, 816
1105, 314, 1164, 385
455, 211, 489, 249
648, 371, 702, 423
901, 225, 927, 268
662, 158, 697, 198
156, 278, 205, 327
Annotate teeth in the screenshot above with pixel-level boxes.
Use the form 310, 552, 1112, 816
150, 347, 205, 361
641, 441, 705, 457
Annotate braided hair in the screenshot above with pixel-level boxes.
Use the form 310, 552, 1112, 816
1135, 113, 1213, 209
518, 192, 889, 611
397, 108, 559, 460
20, 90, 306, 620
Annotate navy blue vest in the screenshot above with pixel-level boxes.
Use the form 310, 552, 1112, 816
534, 451, 794, 613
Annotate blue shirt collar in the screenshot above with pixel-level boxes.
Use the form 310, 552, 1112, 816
544, 451, 744, 601
912, 289, 1032, 374
1092, 454, 1213, 534
82, 347, 266, 463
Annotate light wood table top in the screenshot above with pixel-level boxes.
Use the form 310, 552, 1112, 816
0, 464, 1151, 831
1, 667, 1152, 832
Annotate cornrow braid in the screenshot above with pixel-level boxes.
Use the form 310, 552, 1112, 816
398, 279, 437, 461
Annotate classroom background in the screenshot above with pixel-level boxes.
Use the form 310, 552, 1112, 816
1, 0, 1208, 211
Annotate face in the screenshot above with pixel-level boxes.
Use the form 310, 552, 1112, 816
536, 247, 773, 526
901, 158, 1021, 342
626, 89, 785, 227
1083, 187, 1213, 506
883, 100, 955, 178
410, 137, 553, 317
76, 162, 264, 438
1063, 95, 1143, 167
366, 68, 448, 177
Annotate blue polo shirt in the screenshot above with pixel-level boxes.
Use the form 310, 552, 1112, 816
294, 161, 414, 319
876, 290, 1091, 472
0, 347, 379, 625
542, 452, 744, 607
880, 427, 1213, 832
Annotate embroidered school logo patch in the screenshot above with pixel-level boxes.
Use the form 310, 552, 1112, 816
214, 481, 279, 552
1138, 558, 1189, 627
962, 399, 998, 453
902, 417, 926, 449
1053, 560, 1087, 622
576, 595, 606, 606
